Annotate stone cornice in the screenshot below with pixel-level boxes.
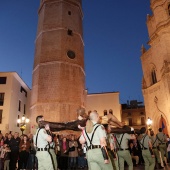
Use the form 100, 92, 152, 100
148, 18, 170, 45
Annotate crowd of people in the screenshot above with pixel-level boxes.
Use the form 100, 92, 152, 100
0, 110, 170, 170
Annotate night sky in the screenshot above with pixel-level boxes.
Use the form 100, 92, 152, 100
0, 1, 152, 104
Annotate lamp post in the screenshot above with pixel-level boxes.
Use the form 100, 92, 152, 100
17, 115, 30, 135
146, 117, 153, 131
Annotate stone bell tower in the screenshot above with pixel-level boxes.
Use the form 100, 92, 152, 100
30, 0, 85, 126
141, 0, 170, 133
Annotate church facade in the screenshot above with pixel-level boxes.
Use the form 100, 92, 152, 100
141, 0, 170, 134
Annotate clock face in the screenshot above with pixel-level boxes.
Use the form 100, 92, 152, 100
67, 50, 76, 59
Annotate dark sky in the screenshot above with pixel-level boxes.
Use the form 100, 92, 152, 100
0, 1, 152, 104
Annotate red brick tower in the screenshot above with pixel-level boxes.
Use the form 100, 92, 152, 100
30, 0, 85, 126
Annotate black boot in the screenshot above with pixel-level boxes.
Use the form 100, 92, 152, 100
158, 163, 164, 169
163, 161, 167, 166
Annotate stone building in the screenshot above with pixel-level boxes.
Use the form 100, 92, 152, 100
141, 0, 170, 134
30, 0, 85, 126
121, 100, 146, 130
86, 92, 121, 120
0, 72, 30, 134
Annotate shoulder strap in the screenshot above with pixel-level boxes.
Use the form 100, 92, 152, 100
152, 137, 157, 146
139, 134, 147, 149
115, 134, 125, 149
85, 124, 100, 146
156, 134, 163, 144
35, 128, 41, 147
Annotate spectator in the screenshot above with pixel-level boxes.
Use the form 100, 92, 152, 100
59, 137, 69, 170
68, 135, 78, 169
26, 133, 38, 169
4, 133, 9, 145
8, 132, 20, 170
3, 144, 11, 170
54, 135, 61, 169
18, 135, 30, 169
129, 142, 139, 166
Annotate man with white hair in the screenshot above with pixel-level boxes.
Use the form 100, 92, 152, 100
79, 111, 113, 170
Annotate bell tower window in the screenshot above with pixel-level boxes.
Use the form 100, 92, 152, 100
67, 29, 73, 36
151, 69, 157, 84
68, 11, 71, 15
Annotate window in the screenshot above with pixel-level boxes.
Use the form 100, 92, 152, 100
0, 110, 2, 123
20, 86, 27, 97
128, 112, 131, 116
151, 69, 157, 84
67, 29, 73, 36
17, 115, 19, 127
0, 77, 7, 84
141, 117, 145, 125
128, 118, 132, 126
24, 104, 26, 114
68, 11, 71, 15
140, 112, 144, 115
0, 93, 5, 106
67, 50, 75, 59
18, 100, 21, 111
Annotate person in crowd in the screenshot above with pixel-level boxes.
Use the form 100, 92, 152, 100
156, 128, 169, 166
77, 139, 87, 169
26, 133, 38, 169
150, 130, 164, 169
59, 137, 69, 170
79, 111, 113, 169
114, 129, 136, 170
68, 135, 78, 169
54, 135, 61, 169
138, 127, 155, 170
129, 142, 139, 167
3, 144, 11, 170
3, 133, 9, 145
8, 132, 20, 170
33, 115, 53, 170
18, 135, 30, 170
132, 138, 144, 165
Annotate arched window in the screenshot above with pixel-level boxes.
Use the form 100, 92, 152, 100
151, 69, 157, 84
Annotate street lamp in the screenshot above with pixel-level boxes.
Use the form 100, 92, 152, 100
146, 117, 153, 131
17, 115, 30, 134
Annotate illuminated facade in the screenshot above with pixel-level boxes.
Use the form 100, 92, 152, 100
141, 0, 170, 134
86, 92, 121, 120
0, 72, 30, 134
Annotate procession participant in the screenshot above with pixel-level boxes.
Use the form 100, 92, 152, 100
156, 128, 169, 166
150, 130, 164, 169
79, 111, 113, 170
33, 115, 54, 170
138, 127, 155, 170
114, 128, 136, 170
45, 124, 58, 170
104, 123, 118, 170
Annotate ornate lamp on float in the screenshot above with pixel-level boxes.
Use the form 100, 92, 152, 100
146, 117, 153, 131
17, 115, 30, 135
